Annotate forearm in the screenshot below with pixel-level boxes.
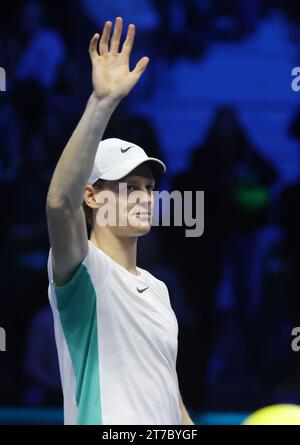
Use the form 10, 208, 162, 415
181, 406, 194, 425
179, 393, 194, 425
47, 93, 119, 210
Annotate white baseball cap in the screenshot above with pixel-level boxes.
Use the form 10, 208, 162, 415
87, 138, 166, 184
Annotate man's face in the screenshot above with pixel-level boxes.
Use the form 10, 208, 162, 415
94, 164, 155, 237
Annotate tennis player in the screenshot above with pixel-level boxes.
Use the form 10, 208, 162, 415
46, 17, 194, 425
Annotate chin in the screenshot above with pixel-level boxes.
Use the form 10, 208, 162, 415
127, 214, 152, 236
130, 223, 152, 237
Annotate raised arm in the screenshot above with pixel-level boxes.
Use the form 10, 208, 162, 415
46, 17, 149, 286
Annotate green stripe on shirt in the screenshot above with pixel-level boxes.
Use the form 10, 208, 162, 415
53, 263, 102, 425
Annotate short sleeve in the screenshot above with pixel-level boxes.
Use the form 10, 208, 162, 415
47, 240, 110, 311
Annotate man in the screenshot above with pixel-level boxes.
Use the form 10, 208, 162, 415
46, 17, 193, 425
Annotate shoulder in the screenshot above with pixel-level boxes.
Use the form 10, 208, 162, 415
47, 240, 111, 290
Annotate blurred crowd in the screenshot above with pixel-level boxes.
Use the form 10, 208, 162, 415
1, 0, 300, 414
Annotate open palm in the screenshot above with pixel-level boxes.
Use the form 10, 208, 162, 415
89, 17, 149, 101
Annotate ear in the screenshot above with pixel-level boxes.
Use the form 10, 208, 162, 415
83, 184, 100, 210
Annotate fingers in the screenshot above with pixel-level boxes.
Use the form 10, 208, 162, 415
99, 21, 112, 56
90, 18, 138, 59
110, 17, 123, 55
89, 33, 100, 60
132, 56, 149, 77
122, 24, 135, 57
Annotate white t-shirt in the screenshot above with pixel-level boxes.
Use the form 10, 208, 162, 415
47, 240, 181, 425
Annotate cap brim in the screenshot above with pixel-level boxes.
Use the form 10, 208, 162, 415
97, 157, 166, 182
141, 158, 166, 182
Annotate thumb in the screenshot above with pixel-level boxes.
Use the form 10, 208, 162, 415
132, 56, 149, 77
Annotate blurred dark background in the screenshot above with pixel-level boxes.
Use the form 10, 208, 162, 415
1, 0, 300, 424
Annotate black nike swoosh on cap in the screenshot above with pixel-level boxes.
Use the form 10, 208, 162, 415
137, 287, 149, 294
121, 145, 135, 153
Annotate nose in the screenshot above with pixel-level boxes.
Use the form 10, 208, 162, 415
137, 189, 153, 210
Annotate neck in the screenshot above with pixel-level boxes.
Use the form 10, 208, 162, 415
90, 226, 139, 276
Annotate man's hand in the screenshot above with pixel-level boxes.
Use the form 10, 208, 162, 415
89, 17, 149, 101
